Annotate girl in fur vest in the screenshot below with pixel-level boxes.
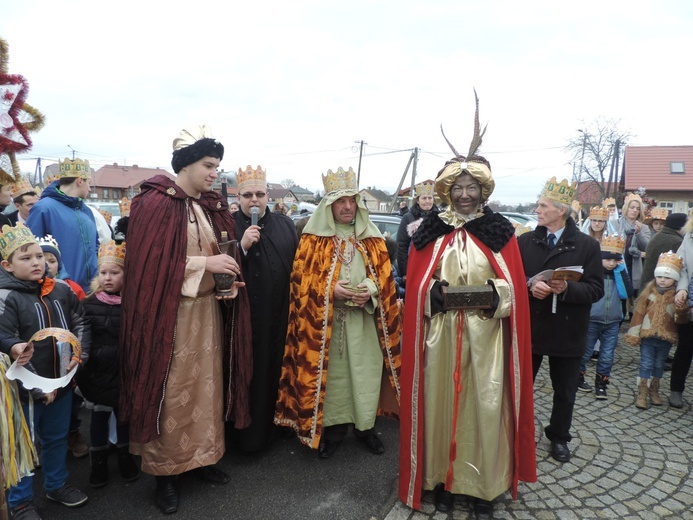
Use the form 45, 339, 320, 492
76, 240, 139, 488
624, 251, 685, 409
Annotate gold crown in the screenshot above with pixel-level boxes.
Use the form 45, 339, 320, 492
322, 167, 357, 194
98, 209, 112, 223
58, 157, 91, 180
623, 192, 643, 209
10, 179, 39, 199
540, 177, 576, 205
589, 206, 609, 220
602, 197, 616, 207
45, 173, 59, 184
414, 181, 435, 198
237, 165, 266, 192
571, 200, 581, 211
656, 250, 683, 274
98, 240, 126, 267
119, 197, 131, 217
648, 207, 668, 221
601, 233, 625, 254
0, 223, 38, 260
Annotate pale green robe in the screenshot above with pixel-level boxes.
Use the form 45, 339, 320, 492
322, 222, 382, 430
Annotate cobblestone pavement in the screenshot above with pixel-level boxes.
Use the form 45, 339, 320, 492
383, 333, 693, 520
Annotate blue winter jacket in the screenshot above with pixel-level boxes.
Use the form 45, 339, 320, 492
590, 263, 633, 324
26, 182, 98, 292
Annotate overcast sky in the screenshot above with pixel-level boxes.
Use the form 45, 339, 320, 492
3, 0, 691, 204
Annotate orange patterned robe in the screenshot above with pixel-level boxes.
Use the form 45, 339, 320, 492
274, 233, 401, 449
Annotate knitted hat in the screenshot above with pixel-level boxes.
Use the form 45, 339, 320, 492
665, 213, 687, 231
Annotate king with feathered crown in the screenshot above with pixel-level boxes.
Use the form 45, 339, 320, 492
59, 157, 91, 180
98, 240, 126, 267
322, 167, 357, 195
0, 222, 38, 260
540, 177, 577, 206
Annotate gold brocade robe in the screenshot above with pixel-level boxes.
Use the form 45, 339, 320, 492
423, 216, 514, 500
131, 202, 225, 475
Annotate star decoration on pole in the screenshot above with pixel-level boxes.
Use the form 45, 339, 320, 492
0, 37, 45, 184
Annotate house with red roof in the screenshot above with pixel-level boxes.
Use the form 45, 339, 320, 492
91, 163, 175, 202
621, 146, 693, 214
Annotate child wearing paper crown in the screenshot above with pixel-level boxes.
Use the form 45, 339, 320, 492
578, 234, 633, 399
624, 251, 684, 409
37, 234, 86, 301
75, 240, 139, 489
0, 223, 90, 517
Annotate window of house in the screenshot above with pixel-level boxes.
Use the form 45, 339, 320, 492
659, 201, 674, 210
103, 189, 109, 199
671, 162, 685, 174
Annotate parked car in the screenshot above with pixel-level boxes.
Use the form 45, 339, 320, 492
500, 212, 537, 230
290, 211, 402, 240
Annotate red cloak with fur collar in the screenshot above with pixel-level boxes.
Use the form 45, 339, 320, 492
119, 175, 252, 444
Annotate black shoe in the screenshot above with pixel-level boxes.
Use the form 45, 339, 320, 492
549, 441, 570, 463
89, 449, 109, 488
155, 476, 179, 514
10, 502, 42, 520
474, 498, 494, 520
433, 483, 454, 512
577, 378, 592, 392
117, 446, 140, 482
195, 465, 230, 484
356, 433, 385, 454
595, 385, 607, 400
318, 439, 341, 459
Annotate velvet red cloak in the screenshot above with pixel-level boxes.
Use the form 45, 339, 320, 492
119, 175, 252, 445
398, 228, 536, 510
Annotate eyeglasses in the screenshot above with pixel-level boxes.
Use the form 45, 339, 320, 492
240, 192, 267, 199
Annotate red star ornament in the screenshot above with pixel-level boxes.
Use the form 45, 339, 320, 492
0, 38, 45, 184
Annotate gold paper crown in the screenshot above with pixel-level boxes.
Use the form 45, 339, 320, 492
571, 200, 581, 212
58, 157, 91, 180
45, 173, 59, 184
602, 197, 616, 207
322, 167, 357, 194
540, 177, 576, 205
601, 233, 625, 254
119, 197, 131, 217
0, 223, 38, 260
98, 240, 126, 267
98, 209, 112, 223
414, 181, 435, 198
237, 165, 266, 191
648, 207, 668, 221
623, 192, 643, 209
656, 251, 683, 273
10, 179, 39, 199
589, 206, 609, 220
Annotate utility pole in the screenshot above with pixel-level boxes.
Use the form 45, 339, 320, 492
33, 157, 42, 186
355, 140, 366, 187
605, 139, 620, 199
67, 145, 76, 160
408, 147, 419, 207
388, 150, 415, 214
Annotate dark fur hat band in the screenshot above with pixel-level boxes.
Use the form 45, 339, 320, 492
171, 137, 224, 173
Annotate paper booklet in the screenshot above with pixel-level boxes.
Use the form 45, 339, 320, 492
528, 266, 584, 285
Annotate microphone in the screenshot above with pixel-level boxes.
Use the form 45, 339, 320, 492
251, 206, 259, 226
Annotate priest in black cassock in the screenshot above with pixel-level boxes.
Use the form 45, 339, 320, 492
232, 165, 299, 452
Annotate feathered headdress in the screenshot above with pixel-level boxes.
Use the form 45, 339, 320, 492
435, 89, 494, 206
